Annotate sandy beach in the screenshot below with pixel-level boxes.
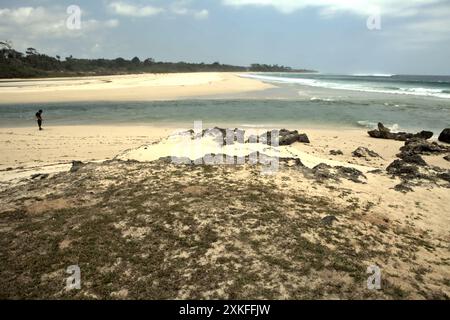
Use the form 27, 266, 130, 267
0, 72, 274, 104
3, 123, 448, 170
0, 125, 171, 170
0, 73, 449, 300
2, 0, 450, 304
1, 121, 449, 299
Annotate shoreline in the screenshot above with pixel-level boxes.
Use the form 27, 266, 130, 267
0, 72, 274, 104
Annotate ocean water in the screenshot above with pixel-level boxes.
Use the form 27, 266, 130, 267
0, 73, 449, 134
242, 73, 450, 99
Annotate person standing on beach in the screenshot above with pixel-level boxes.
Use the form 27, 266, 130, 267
36, 110, 43, 130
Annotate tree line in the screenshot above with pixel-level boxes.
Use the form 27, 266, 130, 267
0, 41, 314, 78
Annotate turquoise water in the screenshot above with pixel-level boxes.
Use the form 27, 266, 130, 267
1, 98, 449, 134
244, 73, 450, 99
1, 73, 450, 134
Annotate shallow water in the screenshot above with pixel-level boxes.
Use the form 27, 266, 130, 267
1, 73, 450, 134
1, 98, 449, 134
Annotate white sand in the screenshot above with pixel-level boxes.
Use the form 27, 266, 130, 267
0, 72, 274, 104
117, 129, 377, 173
0, 125, 173, 170
1, 124, 449, 282
2, 125, 448, 173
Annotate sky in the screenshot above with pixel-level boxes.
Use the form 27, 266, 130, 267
1, 0, 450, 74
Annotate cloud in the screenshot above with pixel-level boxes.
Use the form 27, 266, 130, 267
0, 6, 119, 58
393, 11, 450, 47
221, 0, 445, 17
108, 2, 165, 17
194, 9, 209, 19
0, 6, 119, 40
169, 1, 209, 19
106, 1, 208, 19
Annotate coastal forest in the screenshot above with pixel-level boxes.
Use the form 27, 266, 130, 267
0, 41, 313, 78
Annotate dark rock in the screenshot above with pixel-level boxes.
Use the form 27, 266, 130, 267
6, 167, 13, 171
31, 173, 49, 180
258, 129, 310, 146
321, 215, 338, 226
398, 153, 427, 166
438, 128, 450, 143
312, 163, 335, 181
416, 131, 434, 140
438, 172, 450, 183
444, 155, 450, 162
279, 131, 301, 146
311, 163, 366, 183
70, 161, 85, 173
368, 123, 401, 140
368, 169, 383, 174
378, 122, 391, 135
386, 136, 450, 191
368, 122, 433, 142
336, 166, 367, 183
297, 133, 310, 144
330, 150, 343, 156
394, 182, 414, 193
367, 130, 382, 139
386, 160, 421, 177
352, 147, 380, 158
400, 138, 450, 155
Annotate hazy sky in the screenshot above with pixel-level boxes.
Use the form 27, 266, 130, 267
1, 0, 450, 74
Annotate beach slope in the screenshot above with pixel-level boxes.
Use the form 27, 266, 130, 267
0, 72, 274, 104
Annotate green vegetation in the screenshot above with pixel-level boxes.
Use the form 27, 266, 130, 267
0, 41, 314, 79
1, 160, 445, 299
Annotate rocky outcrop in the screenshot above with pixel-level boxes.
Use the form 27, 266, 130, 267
352, 147, 380, 159
368, 123, 433, 141
257, 129, 310, 146
386, 137, 450, 192
336, 166, 367, 183
330, 150, 343, 156
386, 160, 423, 179
189, 127, 310, 147
397, 153, 427, 166
312, 163, 335, 181
438, 128, 450, 144
311, 163, 366, 184
399, 138, 450, 156
31, 173, 49, 180
321, 215, 338, 226
415, 130, 435, 140
70, 161, 85, 173
438, 172, 450, 183
394, 182, 414, 193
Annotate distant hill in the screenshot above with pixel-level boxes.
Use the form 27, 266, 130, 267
0, 42, 315, 79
